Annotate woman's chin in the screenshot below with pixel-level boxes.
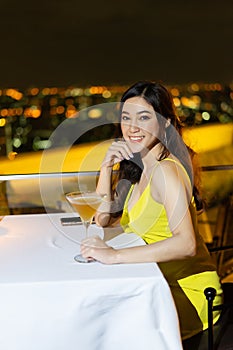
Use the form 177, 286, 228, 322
128, 142, 145, 153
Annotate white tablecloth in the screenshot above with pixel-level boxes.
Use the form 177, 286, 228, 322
0, 213, 183, 350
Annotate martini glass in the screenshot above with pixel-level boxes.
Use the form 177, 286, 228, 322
65, 191, 102, 263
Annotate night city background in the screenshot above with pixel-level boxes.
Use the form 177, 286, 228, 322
0, 0, 233, 159
0, 82, 232, 158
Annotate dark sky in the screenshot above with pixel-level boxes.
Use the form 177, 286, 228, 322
0, 0, 233, 88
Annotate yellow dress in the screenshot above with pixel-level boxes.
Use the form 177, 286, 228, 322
120, 159, 222, 340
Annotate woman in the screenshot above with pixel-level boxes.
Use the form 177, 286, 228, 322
80, 81, 222, 340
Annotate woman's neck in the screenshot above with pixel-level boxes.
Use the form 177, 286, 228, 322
141, 142, 165, 170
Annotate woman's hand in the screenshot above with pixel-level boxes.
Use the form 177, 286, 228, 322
95, 140, 133, 227
102, 140, 134, 168
80, 236, 117, 264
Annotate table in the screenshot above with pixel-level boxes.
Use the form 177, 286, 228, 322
0, 213, 183, 350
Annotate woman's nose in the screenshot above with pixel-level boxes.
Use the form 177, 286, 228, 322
128, 122, 140, 132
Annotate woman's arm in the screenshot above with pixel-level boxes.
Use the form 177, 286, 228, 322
95, 140, 133, 227
81, 209, 196, 265
95, 166, 113, 227
82, 160, 196, 264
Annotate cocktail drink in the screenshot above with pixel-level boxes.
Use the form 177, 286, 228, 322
70, 196, 101, 222
66, 191, 102, 262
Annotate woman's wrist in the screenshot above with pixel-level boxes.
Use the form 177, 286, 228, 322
98, 166, 113, 196
111, 248, 122, 264
100, 163, 113, 174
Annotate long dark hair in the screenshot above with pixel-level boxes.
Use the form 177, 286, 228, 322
111, 81, 203, 215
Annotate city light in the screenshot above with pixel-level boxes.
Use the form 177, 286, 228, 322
0, 82, 232, 158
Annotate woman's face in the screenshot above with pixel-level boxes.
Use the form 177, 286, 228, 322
121, 96, 160, 153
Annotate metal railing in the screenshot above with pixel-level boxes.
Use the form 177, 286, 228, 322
201, 165, 233, 171
0, 171, 101, 215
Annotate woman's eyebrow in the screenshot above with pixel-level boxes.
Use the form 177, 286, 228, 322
137, 110, 153, 115
121, 109, 152, 115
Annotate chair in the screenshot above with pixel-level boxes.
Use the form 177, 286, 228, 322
207, 193, 233, 279
182, 282, 233, 350
205, 283, 233, 350
183, 199, 233, 350
183, 176, 233, 348
203, 194, 233, 349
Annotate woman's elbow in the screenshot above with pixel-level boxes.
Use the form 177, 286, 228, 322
95, 212, 111, 227
185, 238, 197, 257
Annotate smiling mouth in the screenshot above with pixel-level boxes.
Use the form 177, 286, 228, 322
129, 136, 144, 142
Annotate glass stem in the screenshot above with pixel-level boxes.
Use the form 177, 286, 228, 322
83, 221, 91, 238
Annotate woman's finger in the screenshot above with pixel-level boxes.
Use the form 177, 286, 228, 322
104, 141, 134, 164
112, 141, 134, 158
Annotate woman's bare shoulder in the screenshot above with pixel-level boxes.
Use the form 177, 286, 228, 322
151, 157, 191, 199
152, 157, 182, 179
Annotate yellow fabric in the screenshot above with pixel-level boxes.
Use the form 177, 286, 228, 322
178, 271, 222, 331
121, 157, 189, 244
120, 158, 222, 339
121, 184, 172, 243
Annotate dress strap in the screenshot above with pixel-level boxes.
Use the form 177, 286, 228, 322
150, 157, 192, 186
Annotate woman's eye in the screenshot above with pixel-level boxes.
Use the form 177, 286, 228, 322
140, 115, 150, 120
121, 115, 130, 121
